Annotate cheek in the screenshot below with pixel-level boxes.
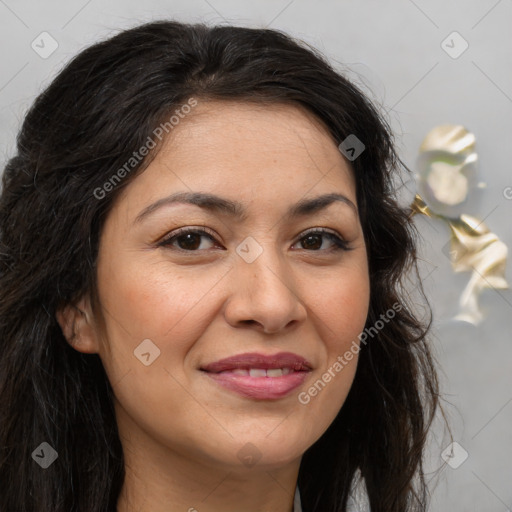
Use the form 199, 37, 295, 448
95, 253, 230, 370
310, 263, 370, 345
93, 257, 231, 444
298, 266, 369, 426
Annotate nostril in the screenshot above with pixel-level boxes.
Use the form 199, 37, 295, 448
241, 320, 258, 326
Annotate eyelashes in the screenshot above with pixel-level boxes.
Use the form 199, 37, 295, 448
157, 226, 352, 254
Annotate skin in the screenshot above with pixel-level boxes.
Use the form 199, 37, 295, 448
57, 100, 370, 512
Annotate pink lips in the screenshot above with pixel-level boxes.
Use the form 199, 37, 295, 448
200, 352, 312, 400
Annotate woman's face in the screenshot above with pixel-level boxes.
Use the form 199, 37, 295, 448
77, 101, 370, 471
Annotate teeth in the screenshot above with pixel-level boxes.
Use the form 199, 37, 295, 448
249, 368, 267, 377
230, 368, 293, 377
231, 369, 249, 376
217, 368, 295, 377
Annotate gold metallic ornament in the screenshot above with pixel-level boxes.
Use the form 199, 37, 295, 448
411, 125, 509, 325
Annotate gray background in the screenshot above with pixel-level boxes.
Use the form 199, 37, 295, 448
1, 1, 511, 510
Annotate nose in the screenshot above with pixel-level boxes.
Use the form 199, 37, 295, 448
223, 243, 307, 334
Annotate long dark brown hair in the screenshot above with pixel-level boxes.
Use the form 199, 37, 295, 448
0, 20, 440, 511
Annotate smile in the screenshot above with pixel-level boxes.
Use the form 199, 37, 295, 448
200, 352, 312, 400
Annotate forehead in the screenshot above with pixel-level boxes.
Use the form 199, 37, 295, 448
161, 99, 344, 167
116, 100, 356, 216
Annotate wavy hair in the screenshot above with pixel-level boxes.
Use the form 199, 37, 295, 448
0, 20, 439, 511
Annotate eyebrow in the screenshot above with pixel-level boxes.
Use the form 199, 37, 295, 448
134, 191, 357, 224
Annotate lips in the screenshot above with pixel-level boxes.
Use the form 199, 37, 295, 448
200, 352, 312, 400
200, 351, 312, 373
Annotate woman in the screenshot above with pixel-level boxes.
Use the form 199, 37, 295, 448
0, 20, 440, 511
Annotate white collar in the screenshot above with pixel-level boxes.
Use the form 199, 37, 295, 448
293, 485, 302, 512
293, 478, 368, 512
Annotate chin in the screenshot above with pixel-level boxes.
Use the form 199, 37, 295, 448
230, 434, 308, 469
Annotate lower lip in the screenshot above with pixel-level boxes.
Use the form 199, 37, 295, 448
203, 370, 310, 400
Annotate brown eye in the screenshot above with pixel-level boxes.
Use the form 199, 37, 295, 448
301, 234, 323, 250
175, 232, 203, 250
293, 229, 351, 252
159, 228, 219, 252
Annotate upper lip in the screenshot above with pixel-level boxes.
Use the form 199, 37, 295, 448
200, 352, 313, 373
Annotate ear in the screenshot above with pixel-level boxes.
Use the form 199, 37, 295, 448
56, 295, 100, 354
